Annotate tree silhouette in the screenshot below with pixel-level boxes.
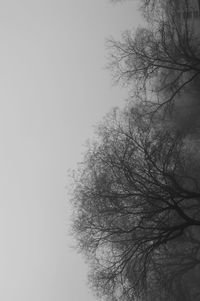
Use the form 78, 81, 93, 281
108, 0, 200, 111
71, 106, 200, 300
70, 1, 200, 300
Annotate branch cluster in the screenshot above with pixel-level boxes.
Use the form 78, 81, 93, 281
108, 0, 200, 110
72, 107, 200, 300
71, 1, 200, 300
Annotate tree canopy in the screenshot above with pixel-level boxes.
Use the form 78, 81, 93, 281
71, 106, 200, 300
108, 0, 200, 111
70, 1, 200, 300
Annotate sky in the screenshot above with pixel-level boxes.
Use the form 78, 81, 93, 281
0, 1, 142, 300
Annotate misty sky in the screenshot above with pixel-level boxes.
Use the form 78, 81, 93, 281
0, 1, 142, 300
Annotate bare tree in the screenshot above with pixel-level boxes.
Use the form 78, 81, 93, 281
108, 0, 200, 111
71, 106, 200, 300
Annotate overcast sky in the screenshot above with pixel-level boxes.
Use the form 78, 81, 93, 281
0, 1, 142, 300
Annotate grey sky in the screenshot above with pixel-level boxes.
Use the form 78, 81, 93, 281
0, 1, 142, 300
